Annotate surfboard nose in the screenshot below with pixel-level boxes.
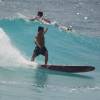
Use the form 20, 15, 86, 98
88, 66, 95, 71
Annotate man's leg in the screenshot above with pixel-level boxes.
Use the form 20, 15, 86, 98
44, 51, 48, 65
31, 46, 39, 61
31, 52, 36, 61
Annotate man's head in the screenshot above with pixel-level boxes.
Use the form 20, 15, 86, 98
37, 11, 43, 17
38, 26, 44, 33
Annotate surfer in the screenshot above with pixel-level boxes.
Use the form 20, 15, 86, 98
30, 11, 72, 31
31, 26, 48, 65
30, 11, 51, 24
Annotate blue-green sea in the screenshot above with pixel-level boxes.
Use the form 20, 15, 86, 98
0, 18, 100, 100
0, 0, 100, 100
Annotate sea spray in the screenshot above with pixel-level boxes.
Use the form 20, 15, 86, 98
0, 28, 37, 68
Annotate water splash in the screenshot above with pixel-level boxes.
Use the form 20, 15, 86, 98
0, 27, 37, 67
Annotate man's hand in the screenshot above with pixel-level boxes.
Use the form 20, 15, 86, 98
44, 28, 48, 34
35, 38, 42, 49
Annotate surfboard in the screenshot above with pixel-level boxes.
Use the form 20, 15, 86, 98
39, 64, 95, 73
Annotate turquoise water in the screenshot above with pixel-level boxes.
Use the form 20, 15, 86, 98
0, 19, 100, 100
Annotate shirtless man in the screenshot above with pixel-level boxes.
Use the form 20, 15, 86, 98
31, 26, 48, 65
30, 11, 51, 23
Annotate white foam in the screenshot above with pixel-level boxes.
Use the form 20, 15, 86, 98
16, 12, 30, 22
84, 16, 88, 20
0, 28, 37, 67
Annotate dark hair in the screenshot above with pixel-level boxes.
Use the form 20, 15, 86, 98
37, 11, 43, 17
38, 26, 44, 32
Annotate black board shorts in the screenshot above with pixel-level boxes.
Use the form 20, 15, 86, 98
34, 46, 48, 56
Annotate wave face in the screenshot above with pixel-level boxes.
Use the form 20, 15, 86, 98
0, 19, 100, 69
0, 19, 39, 67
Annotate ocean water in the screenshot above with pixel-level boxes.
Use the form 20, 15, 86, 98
0, 0, 100, 100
